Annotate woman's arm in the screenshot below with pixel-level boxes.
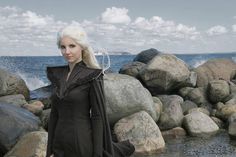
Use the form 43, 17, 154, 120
46, 96, 58, 157
90, 75, 104, 157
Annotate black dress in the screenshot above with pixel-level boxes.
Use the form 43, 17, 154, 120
46, 60, 135, 157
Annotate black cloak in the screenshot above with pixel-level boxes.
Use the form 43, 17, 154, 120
46, 60, 135, 157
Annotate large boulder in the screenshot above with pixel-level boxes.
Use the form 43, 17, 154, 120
183, 111, 219, 137
0, 94, 27, 107
208, 80, 230, 103
194, 59, 236, 87
104, 73, 157, 124
0, 103, 40, 155
139, 54, 191, 94
4, 131, 47, 157
114, 111, 165, 155
133, 48, 162, 64
0, 69, 29, 100
157, 95, 184, 130
119, 61, 146, 78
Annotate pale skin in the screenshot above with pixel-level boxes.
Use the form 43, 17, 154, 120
60, 36, 83, 80
49, 36, 83, 157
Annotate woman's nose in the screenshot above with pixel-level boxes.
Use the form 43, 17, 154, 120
65, 48, 70, 54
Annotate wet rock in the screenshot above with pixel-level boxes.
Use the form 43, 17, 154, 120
114, 111, 165, 155
40, 109, 51, 130
215, 104, 236, 120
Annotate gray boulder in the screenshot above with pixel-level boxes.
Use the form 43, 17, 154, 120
208, 80, 230, 103
157, 95, 184, 130
119, 61, 146, 78
139, 54, 191, 94
114, 111, 165, 155
133, 48, 162, 64
183, 111, 219, 137
104, 73, 157, 124
0, 94, 27, 107
194, 59, 236, 87
0, 103, 40, 154
0, 69, 29, 100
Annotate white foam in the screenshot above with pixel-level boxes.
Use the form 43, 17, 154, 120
232, 56, 236, 63
192, 59, 207, 68
16, 72, 48, 91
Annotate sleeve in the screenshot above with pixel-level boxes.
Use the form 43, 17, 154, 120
90, 74, 104, 157
46, 96, 58, 157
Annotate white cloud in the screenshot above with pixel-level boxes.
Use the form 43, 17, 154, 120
232, 25, 236, 32
0, 6, 235, 55
206, 25, 228, 36
100, 7, 131, 24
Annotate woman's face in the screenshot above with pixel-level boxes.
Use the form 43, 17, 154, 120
60, 36, 83, 64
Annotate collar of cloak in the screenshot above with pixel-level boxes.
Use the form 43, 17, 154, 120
46, 60, 102, 99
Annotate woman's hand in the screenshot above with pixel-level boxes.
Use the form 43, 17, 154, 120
50, 154, 54, 157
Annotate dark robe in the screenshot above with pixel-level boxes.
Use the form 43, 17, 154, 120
46, 60, 135, 157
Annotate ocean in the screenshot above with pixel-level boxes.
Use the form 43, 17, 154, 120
0, 52, 235, 91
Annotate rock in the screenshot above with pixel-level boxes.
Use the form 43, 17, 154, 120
119, 61, 146, 78
161, 127, 186, 139
0, 94, 27, 107
178, 87, 195, 98
30, 85, 52, 109
0, 69, 29, 100
104, 73, 157, 124
152, 97, 163, 121
157, 95, 184, 130
185, 87, 207, 105
183, 111, 219, 137
22, 101, 44, 116
194, 58, 236, 87
114, 111, 165, 155
4, 131, 47, 157
0, 103, 40, 155
208, 80, 230, 103
40, 109, 51, 130
181, 100, 198, 115
133, 48, 162, 64
215, 104, 236, 120
187, 107, 210, 116
139, 54, 191, 94
228, 113, 236, 139
211, 116, 225, 129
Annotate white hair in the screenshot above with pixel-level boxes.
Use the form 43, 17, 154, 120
57, 25, 101, 69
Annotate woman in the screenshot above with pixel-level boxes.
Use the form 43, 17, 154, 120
46, 26, 135, 157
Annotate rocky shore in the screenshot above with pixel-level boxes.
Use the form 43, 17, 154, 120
0, 48, 236, 157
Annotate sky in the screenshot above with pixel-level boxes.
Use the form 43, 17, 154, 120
0, 0, 236, 55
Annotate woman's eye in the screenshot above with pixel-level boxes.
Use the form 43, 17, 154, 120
60, 45, 65, 49
69, 44, 76, 48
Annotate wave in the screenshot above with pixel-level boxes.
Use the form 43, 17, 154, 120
16, 71, 48, 91
192, 59, 207, 68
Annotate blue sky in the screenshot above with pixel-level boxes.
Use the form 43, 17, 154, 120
0, 0, 236, 55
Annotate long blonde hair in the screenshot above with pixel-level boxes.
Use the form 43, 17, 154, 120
57, 25, 101, 69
